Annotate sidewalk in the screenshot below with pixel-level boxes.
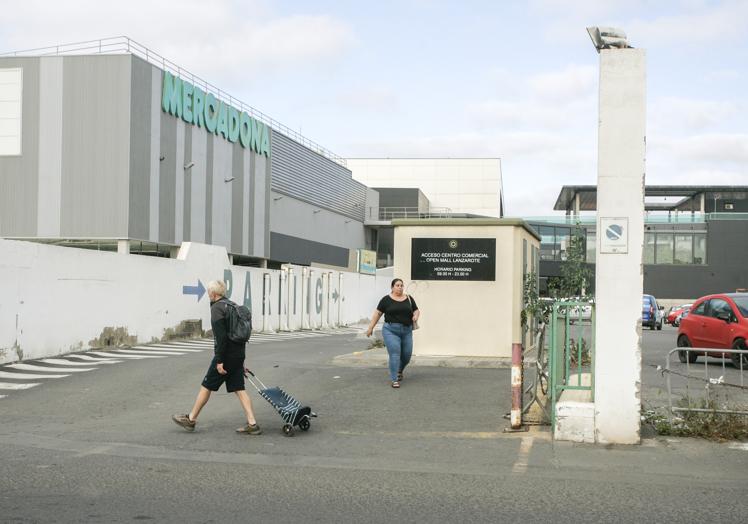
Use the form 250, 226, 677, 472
335, 325, 515, 369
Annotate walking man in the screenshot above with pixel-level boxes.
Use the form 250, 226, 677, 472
172, 280, 262, 435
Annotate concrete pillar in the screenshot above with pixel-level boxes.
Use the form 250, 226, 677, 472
301, 267, 311, 330
594, 48, 646, 444
321, 273, 330, 329
280, 268, 289, 332
337, 272, 344, 327
117, 240, 130, 254
262, 273, 276, 333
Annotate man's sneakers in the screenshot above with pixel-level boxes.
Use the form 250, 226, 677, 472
235, 423, 263, 435
172, 413, 261, 435
172, 413, 196, 432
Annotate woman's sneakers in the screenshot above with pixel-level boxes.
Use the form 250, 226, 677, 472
391, 381, 400, 388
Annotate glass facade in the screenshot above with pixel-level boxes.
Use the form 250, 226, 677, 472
538, 225, 576, 261
533, 222, 707, 266
644, 231, 706, 265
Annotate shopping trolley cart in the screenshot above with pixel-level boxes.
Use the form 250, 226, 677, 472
244, 368, 316, 436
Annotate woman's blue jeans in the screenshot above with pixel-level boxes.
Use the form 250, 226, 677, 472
382, 322, 413, 382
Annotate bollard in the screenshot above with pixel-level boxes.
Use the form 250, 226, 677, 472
510, 342, 523, 429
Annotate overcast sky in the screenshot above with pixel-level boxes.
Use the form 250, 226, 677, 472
1, 0, 746, 216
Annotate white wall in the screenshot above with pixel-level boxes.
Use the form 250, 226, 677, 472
347, 158, 503, 218
0, 239, 391, 364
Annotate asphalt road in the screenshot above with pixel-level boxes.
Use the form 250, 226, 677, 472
1, 330, 747, 523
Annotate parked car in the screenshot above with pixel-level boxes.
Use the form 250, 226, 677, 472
642, 294, 664, 330
672, 305, 691, 327
666, 303, 691, 325
676, 293, 748, 368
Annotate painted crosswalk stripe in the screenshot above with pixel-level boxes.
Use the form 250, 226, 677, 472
87, 352, 164, 359
114, 349, 186, 356
166, 341, 213, 347
130, 345, 202, 352
64, 355, 123, 363
7, 363, 94, 373
0, 382, 41, 390
40, 358, 122, 366
0, 370, 71, 379
0, 395, 6, 399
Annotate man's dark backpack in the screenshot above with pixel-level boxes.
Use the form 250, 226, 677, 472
223, 299, 252, 343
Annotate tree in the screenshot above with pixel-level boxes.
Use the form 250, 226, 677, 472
559, 224, 592, 298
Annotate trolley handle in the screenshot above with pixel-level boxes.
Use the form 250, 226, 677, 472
243, 367, 268, 390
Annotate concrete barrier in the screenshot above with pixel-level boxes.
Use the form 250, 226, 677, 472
0, 239, 390, 364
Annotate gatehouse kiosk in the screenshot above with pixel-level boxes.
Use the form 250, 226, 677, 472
392, 219, 540, 359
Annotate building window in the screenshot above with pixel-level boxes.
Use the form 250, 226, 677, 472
556, 227, 571, 261
644, 231, 707, 265
539, 226, 556, 261
644, 232, 656, 264
694, 233, 707, 264
656, 234, 674, 264
586, 230, 596, 263
537, 225, 583, 262
674, 234, 693, 264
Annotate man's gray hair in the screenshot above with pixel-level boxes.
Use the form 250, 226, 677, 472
207, 280, 226, 297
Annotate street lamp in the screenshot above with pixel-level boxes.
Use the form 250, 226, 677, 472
586, 27, 631, 52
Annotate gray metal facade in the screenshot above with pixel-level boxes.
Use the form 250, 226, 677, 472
0, 54, 365, 266
271, 131, 366, 221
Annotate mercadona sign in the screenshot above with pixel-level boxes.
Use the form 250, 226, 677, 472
161, 71, 271, 157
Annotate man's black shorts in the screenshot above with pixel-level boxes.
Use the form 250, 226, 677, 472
201, 357, 245, 392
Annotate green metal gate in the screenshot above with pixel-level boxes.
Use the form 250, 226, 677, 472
548, 300, 595, 429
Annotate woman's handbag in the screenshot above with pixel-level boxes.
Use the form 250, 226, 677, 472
407, 295, 420, 330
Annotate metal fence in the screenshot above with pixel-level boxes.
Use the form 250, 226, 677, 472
664, 347, 748, 424
378, 207, 453, 220
0, 36, 347, 168
548, 300, 595, 428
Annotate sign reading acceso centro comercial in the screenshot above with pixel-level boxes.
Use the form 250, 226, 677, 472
162, 71, 270, 157
411, 238, 496, 281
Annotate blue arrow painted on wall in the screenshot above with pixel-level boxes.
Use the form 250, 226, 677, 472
183, 279, 206, 302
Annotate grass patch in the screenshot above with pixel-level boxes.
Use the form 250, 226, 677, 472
642, 399, 748, 441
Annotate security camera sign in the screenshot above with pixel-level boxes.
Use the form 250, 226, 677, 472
411, 238, 496, 281
600, 217, 628, 254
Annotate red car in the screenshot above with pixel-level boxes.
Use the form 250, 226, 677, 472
677, 293, 748, 367
666, 303, 691, 326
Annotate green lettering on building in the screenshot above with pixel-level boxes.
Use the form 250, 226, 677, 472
161, 71, 271, 157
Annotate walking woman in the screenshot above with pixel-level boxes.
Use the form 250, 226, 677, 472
366, 278, 420, 388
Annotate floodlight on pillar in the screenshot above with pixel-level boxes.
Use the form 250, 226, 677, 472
586, 26, 630, 53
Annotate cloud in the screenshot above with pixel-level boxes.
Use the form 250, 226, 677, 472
649, 97, 743, 133
530, 0, 748, 48
336, 86, 400, 113
0, 0, 355, 82
652, 133, 748, 166
466, 64, 597, 131
628, 1, 748, 46
528, 64, 597, 102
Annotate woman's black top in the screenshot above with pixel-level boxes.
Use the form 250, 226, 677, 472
377, 295, 418, 325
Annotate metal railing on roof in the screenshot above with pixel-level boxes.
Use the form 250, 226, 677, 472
378, 206, 453, 220
0, 36, 347, 167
